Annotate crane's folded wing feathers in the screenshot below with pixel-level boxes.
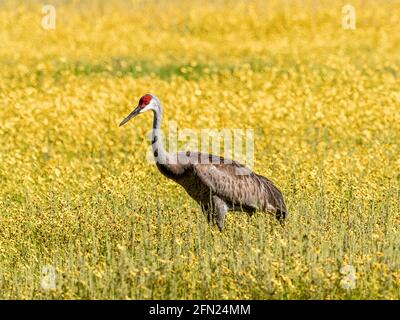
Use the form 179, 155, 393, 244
190, 153, 286, 213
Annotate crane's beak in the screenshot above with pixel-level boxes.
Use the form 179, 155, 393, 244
119, 106, 141, 127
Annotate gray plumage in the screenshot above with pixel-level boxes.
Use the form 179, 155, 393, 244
120, 94, 287, 231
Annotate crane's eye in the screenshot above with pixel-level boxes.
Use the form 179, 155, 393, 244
139, 94, 152, 107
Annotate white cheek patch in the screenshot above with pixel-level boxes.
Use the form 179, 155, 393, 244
140, 104, 151, 113
140, 101, 155, 113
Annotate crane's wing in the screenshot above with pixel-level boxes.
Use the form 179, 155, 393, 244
189, 153, 287, 213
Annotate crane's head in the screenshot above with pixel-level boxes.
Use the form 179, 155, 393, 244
119, 93, 160, 127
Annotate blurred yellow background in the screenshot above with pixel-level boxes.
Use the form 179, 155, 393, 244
0, 0, 399, 299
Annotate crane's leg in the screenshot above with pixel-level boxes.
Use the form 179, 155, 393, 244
212, 196, 228, 231
200, 204, 212, 224
275, 209, 287, 226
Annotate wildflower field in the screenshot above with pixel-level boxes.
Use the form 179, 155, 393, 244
0, 0, 399, 299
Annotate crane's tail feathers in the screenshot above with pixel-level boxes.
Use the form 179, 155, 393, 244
256, 174, 288, 216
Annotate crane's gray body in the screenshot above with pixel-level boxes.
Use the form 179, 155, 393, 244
156, 151, 287, 230
120, 94, 287, 231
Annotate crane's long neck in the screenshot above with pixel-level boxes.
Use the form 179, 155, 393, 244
151, 107, 168, 165
151, 106, 184, 178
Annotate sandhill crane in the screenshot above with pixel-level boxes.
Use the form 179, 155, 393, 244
119, 94, 287, 231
